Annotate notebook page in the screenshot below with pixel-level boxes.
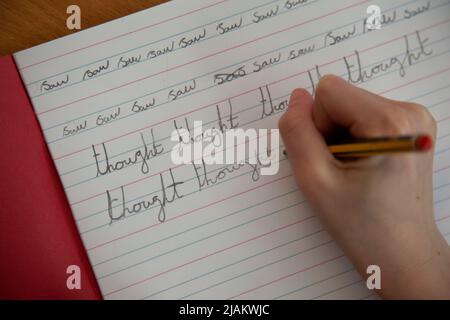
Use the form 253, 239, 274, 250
14, 0, 450, 299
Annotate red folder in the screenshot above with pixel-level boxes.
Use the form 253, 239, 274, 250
0, 55, 102, 299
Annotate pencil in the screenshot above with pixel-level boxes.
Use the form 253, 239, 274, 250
283, 134, 433, 159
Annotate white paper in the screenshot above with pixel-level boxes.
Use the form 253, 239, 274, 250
14, 0, 450, 299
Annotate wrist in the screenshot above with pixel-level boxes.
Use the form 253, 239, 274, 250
376, 227, 450, 299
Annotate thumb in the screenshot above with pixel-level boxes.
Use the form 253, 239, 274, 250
278, 88, 336, 189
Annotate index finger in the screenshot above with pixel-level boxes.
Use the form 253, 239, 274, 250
312, 75, 412, 138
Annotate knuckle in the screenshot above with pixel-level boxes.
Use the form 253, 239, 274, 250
399, 102, 436, 133
410, 103, 436, 130
378, 107, 412, 135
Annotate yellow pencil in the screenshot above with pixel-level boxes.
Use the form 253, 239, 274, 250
283, 134, 433, 159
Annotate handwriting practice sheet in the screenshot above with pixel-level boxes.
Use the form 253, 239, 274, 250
14, 0, 450, 299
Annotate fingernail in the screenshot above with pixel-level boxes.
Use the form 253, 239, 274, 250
291, 88, 303, 100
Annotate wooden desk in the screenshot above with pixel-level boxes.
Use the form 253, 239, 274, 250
0, 0, 169, 56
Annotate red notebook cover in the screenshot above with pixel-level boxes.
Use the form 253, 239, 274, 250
0, 55, 102, 299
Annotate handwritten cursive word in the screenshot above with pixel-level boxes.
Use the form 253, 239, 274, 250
171, 121, 279, 176
40, 75, 69, 92
106, 168, 184, 224
344, 31, 433, 84
284, 0, 309, 10
131, 97, 156, 113
117, 54, 142, 69
63, 120, 87, 137
92, 129, 164, 176
216, 100, 239, 133
253, 5, 279, 23
168, 79, 197, 101
216, 17, 243, 35
404, 1, 430, 19
192, 158, 262, 192
147, 41, 175, 60
287, 43, 316, 60
83, 60, 110, 81
96, 107, 121, 126
259, 85, 289, 119
214, 66, 247, 85
253, 53, 282, 73
179, 29, 207, 49
324, 24, 356, 47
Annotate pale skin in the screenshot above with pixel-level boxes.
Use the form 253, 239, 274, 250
278, 74, 450, 299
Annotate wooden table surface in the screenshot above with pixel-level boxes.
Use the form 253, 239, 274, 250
0, 0, 169, 56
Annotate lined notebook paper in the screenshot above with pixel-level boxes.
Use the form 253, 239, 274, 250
14, 0, 450, 299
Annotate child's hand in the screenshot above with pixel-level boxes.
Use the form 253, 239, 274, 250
279, 75, 450, 299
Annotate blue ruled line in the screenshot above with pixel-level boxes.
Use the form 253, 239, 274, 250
27, 0, 319, 91
62, 34, 450, 192
42, 0, 432, 137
